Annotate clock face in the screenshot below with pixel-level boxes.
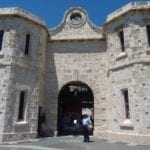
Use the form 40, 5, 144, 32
67, 9, 87, 28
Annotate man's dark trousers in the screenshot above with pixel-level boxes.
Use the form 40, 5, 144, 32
83, 125, 89, 142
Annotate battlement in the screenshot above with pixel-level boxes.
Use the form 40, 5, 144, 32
0, 7, 46, 27
106, 1, 150, 23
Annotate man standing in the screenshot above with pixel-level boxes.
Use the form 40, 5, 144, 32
82, 114, 92, 142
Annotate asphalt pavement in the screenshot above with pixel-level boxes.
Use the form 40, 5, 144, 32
0, 136, 150, 150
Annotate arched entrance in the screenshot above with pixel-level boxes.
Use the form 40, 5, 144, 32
57, 81, 94, 135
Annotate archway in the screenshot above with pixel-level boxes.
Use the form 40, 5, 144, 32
57, 81, 94, 135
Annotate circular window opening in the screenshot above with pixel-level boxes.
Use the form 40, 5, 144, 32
70, 13, 82, 22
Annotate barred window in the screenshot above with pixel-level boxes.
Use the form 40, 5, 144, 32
0, 30, 4, 51
24, 34, 30, 55
146, 25, 150, 46
18, 91, 27, 121
122, 89, 130, 119
118, 30, 125, 52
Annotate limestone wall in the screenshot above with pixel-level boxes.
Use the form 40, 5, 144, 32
137, 63, 150, 135
50, 21, 103, 40
105, 9, 150, 144
45, 40, 108, 135
50, 7, 103, 40
106, 10, 150, 67
0, 16, 47, 142
106, 1, 150, 23
0, 17, 18, 142
0, 66, 11, 142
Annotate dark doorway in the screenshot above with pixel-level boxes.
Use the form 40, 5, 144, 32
37, 106, 42, 137
37, 106, 46, 137
57, 81, 94, 135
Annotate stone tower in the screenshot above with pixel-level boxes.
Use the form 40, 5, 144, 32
0, 8, 47, 141
105, 1, 150, 144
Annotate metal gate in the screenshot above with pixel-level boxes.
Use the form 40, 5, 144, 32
57, 81, 94, 135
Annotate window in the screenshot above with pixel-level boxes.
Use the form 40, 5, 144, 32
146, 25, 150, 46
70, 13, 82, 22
18, 91, 27, 121
122, 89, 130, 119
118, 30, 125, 52
0, 30, 4, 51
24, 34, 30, 55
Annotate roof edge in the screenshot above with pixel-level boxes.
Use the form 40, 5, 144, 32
106, 1, 150, 23
49, 7, 102, 37
0, 7, 46, 27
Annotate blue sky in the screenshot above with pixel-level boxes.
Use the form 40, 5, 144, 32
0, 0, 147, 28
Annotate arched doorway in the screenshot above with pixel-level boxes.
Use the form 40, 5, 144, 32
57, 81, 94, 135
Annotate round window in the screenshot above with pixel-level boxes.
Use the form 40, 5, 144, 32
70, 13, 82, 23
67, 9, 86, 28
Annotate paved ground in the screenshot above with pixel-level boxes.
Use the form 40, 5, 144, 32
0, 136, 150, 150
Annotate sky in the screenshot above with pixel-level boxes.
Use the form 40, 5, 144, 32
0, 0, 148, 28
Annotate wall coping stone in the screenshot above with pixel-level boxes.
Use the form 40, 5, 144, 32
106, 1, 150, 23
107, 58, 150, 75
0, 7, 46, 27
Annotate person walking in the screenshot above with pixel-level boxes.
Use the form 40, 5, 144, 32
82, 114, 92, 142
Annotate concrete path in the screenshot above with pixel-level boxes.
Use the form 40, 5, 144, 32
0, 145, 62, 150
0, 136, 150, 150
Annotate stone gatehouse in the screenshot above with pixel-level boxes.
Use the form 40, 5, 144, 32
0, 1, 150, 144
